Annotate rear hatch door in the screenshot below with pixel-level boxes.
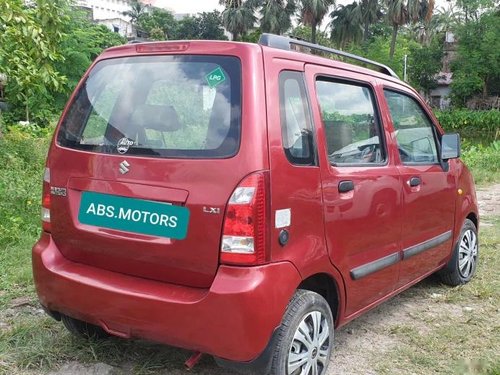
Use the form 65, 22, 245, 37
49, 51, 251, 288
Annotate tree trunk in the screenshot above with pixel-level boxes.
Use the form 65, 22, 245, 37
389, 24, 398, 60
311, 20, 317, 44
363, 20, 369, 42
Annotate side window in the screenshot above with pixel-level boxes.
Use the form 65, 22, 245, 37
279, 71, 315, 165
316, 79, 385, 165
384, 90, 439, 164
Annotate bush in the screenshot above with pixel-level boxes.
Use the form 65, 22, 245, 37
0, 126, 51, 245
435, 110, 500, 140
461, 140, 500, 185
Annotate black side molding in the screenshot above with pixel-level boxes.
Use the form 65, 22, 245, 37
350, 252, 400, 280
403, 231, 453, 260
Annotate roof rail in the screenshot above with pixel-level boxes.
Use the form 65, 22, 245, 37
258, 33, 399, 79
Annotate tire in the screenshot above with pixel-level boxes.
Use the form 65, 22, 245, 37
61, 315, 109, 339
269, 290, 334, 375
439, 219, 478, 286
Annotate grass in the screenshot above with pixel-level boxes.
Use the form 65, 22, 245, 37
372, 217, 500, 375
0, 125, 499, 374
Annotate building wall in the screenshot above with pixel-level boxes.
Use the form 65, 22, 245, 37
76, 0, 131, 21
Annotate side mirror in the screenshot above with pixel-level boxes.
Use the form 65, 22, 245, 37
441, 133, 461, 160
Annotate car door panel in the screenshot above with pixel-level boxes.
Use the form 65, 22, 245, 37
381, 86, 456, 288
305, 66, 403, 317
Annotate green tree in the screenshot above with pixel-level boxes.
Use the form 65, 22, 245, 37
123, 0, 147, 24
408, 37, 443, 95
177, 11, 227, 40
197, 11, 227, 40
330, 3, 363, 49
219, 0, 257, 40
258, 0, 296, 35
359, 0, 382, 42
299, 0, 336, 44
0, 0, 69, 122
137, 8, 177, 40
451, 10, 500, 106
55, 7, 125, 98
386, 0, 434, 59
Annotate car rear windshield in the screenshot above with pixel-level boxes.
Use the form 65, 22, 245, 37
57, 55, 241, 158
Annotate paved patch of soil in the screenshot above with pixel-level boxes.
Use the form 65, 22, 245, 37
476, 183, 500, 219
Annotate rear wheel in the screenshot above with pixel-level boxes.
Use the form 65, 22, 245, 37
269, 290, 334, 375
439, 219, 478, 286
61, 315, 109, 339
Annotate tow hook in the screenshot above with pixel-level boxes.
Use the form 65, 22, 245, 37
184, 351, 203, 370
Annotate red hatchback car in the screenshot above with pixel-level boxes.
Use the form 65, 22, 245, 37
33, 34, 479, 375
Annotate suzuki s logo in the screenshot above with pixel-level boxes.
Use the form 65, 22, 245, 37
119, 160, 130, 175
117, 137, 134, 154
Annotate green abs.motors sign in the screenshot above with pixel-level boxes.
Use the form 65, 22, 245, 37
78, 191, 190, 239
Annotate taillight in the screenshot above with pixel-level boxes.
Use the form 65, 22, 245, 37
41, 167, 51, 232
221, 172, 269, 266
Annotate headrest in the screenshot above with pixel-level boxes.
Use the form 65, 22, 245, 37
129, 104, 182, 132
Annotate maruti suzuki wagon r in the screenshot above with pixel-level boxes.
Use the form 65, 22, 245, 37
33, 34, 479, 375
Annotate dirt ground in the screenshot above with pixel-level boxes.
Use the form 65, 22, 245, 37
26, 184, 500, 375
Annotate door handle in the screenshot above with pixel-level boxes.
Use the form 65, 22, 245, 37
338, 180, 354, 193
409, 176, 421, 187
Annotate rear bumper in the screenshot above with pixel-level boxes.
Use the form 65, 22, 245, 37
32, 233, 301, 361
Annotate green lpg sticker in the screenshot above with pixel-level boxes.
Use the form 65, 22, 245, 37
205, 66, 226, 88
78, 191, 189, 239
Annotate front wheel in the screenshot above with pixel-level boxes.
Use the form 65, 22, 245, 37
269, 290, 334, 375
439, 219, 478, 286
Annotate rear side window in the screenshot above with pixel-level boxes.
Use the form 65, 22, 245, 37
279, 71, 315, 165
316, 79, 385, 165
58, 55, 241, 158
384, 90, 438, 164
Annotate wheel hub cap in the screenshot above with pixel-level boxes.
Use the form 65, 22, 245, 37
287, 311, 331, 375
458, 229, 478, 279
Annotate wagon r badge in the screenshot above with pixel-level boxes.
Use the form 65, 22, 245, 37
117, 137, 134, 154
119, 160, 130, 175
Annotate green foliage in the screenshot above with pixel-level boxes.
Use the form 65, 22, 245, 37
258, 0, 296, 35
349, 34, 421, 79
55, 8, 125, 98
137, 7, 177, 40
0, 125, 51, 245
461, 140, 500, 185
176, 11, 228, 40
435, 109, 500, 137
450, 10, 500, 107
408, 36, 443, 95
0, 0, 69, 122
0, 1, 125, 124
220, 0, 257, 41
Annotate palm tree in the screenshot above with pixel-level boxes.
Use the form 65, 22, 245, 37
360, 0, 381, 41
219, 0, 257, 40
259, 0, 297, 35
299, 0, 336, 44
123, 0, 147, 24
386, 0, 434, 59
330, 3, 363, 49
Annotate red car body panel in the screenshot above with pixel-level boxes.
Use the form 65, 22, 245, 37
33, 233, 301, 361
32, 39, 479, 363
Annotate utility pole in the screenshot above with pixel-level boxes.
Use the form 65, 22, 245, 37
404, 54, 408, 82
